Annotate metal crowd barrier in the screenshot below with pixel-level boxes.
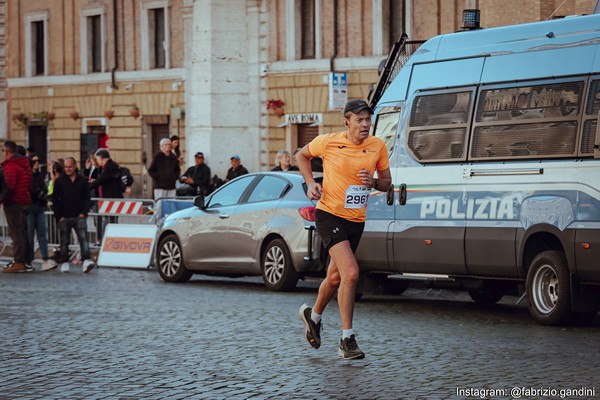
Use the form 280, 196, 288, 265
0, 197, 198, 262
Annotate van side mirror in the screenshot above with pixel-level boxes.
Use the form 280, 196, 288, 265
399, 183, 407, 206
194, 195, 206, 209
386, 183, 394, 205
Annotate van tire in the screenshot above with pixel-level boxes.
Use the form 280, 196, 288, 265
526, 250, 571, 326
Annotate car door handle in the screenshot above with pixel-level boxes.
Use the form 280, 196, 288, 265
219, 214, 230, 219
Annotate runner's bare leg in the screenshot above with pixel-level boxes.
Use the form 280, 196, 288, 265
314, 241, 358, 329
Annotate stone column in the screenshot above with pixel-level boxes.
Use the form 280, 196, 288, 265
188, 0, 264, 178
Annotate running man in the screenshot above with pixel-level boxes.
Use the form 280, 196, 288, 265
296, 99, 391, 359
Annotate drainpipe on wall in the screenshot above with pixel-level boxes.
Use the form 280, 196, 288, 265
111, 0, 119, 89
329, 0, 338, 72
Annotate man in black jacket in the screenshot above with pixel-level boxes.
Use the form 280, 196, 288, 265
90, 148, 123, 199
52, 157, 94, 273
225, 154, 249, 182
178, 152, 211, 196
148, 138, 180, 199
26, 154, 56, 271
90, 148, 123, 242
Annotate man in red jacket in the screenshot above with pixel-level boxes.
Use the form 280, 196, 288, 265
2, 140, 33, 273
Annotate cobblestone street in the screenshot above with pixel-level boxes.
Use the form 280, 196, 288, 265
1, 267, 598, 399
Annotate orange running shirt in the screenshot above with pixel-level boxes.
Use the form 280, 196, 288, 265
308, 131, 390, 222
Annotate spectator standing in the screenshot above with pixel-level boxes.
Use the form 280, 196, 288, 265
26, 155, 56, 271
178, 152, 211, 196
52, 157, 94, 273
148, 138, 181, 199
271, 150, 299, 172
225, 154, 249, 182
90, 149, 123, 241
1, 141, 33, 273
170, 135, 184, 166
83, 151, 101, 244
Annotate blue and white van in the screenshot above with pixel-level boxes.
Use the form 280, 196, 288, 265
356, 13, 600, 325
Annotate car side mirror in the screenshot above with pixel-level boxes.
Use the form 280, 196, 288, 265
194, 195, 206, 209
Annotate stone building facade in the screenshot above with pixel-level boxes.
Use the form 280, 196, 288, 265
5, 0, 597, 197
7, 0, 191, 198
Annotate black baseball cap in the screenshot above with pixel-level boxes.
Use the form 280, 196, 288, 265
343, 99, 373, 115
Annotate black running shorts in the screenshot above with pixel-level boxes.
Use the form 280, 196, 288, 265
315, 209, 365, 252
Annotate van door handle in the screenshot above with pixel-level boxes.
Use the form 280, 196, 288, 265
219, 214, 230, 219
386, 183, 394, 205
399, 183, 407, 206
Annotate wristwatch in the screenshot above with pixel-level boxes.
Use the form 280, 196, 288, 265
372, 179, 378, 190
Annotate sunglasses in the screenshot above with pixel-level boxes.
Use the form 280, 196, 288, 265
32, 159, 40, 163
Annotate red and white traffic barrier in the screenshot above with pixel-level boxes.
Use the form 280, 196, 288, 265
98, 200, 144, 215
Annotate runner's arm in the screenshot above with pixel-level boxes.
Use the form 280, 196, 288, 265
295, 145, 322, 200
375, 168, 392, 191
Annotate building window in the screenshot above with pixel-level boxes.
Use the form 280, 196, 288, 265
25, 12, 48, 77
149, 8, 166, 68
32, 21, 44, 75
388, 0, 404, 49
300, 0, 315, 59
80, 9, 105, 74
286, 0, 321, 60
141, 1, 170, 70
89, 15, 102, 72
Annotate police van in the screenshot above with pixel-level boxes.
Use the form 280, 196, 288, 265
356, 13, 600, 325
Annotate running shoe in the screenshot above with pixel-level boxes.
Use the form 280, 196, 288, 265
338, 334, 365, 360
299, 303, 322, 349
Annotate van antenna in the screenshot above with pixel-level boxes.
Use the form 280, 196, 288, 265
546, 0, 568, 19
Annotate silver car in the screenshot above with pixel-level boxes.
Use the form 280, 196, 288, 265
155, 172, 324, 291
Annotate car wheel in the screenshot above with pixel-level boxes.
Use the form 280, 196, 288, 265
468, 282, 504, 305
157, 234, 192, 283
262, 238, 298, 291
526, 250, 571, 325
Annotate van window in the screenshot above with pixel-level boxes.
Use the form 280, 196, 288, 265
407, 90, 473, 162
372, 106, 400, 156
471, 81, 584, 160
581, 79, 600, 155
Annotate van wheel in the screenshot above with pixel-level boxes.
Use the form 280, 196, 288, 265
157, 234, 192, 283
262, 238, 298, 292
526, 250, 572, 325
468, 282, 504, 304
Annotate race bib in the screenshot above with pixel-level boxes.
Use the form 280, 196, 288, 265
344, 185, 370, 209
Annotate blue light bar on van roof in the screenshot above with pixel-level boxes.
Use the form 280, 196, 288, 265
462, 9, 481, 30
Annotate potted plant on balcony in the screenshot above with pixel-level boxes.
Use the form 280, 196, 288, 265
69, 111, 80, 120
104, 110, 115, 119
266, 99, 285, 117
129, 104, 140, 119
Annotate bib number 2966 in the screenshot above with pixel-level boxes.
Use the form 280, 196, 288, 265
344, 185, 370, 209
